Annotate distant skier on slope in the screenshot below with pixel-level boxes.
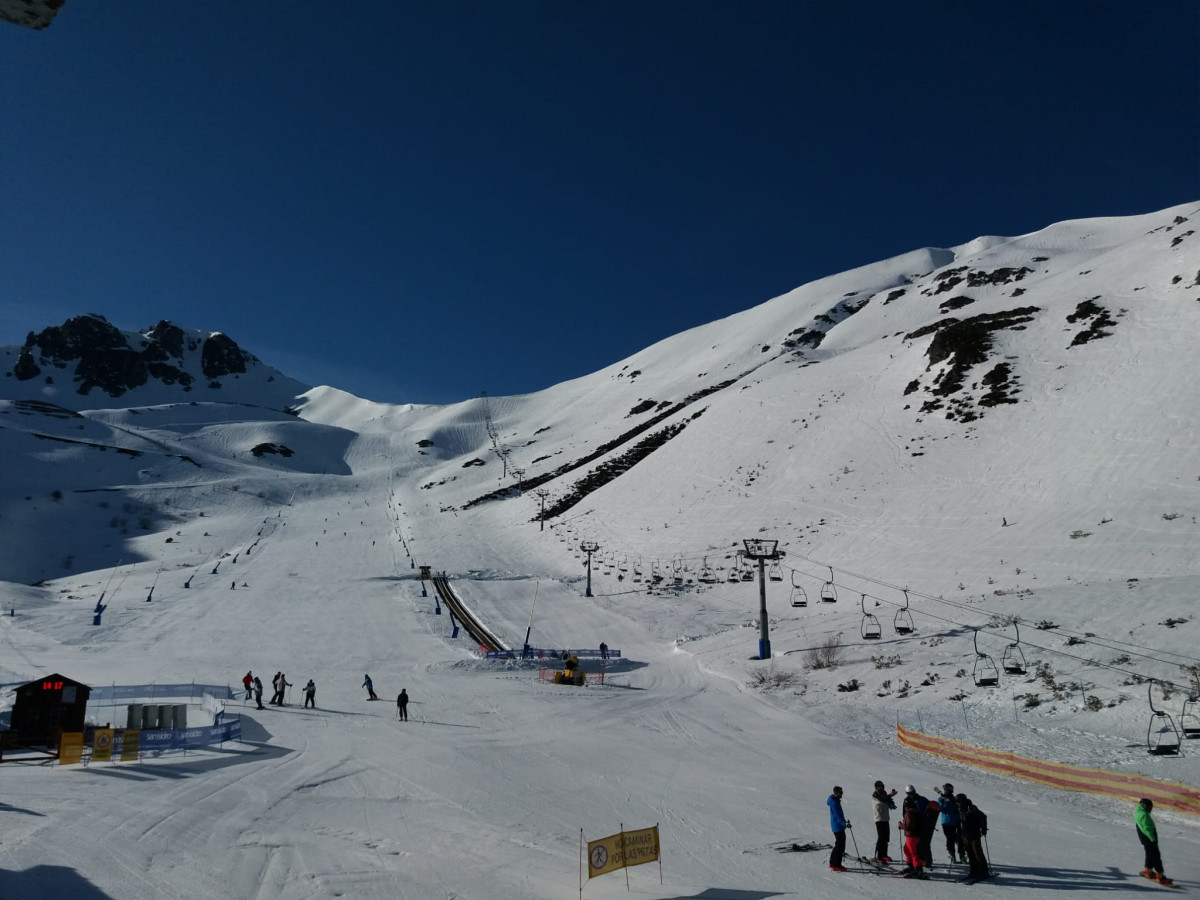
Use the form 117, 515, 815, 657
1135, 798, 1173, 886
303, 679, 316, 709
252, 675, 264, 710
242, 670, 253, 700
827, 785, 848, 872
397, 688, 408, 721
362, 674, 378, 700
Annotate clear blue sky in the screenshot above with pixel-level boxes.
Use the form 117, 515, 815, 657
2, 2, 1197, 404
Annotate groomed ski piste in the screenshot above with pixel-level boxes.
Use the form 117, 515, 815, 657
1, 203, 1199, 898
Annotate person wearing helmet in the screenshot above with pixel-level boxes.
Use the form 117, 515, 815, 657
1135, 798, 1172, 885
937, 783, 967, 864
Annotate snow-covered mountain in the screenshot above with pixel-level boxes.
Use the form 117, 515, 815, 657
1, 202, 1198, 900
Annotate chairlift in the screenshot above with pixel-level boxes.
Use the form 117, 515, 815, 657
768, 562, 784, 582
894, 589, 915, 635
632, 561, 643, 583
972, 629, 999, 687
1147, 684, 1182, 756
860, 594, 881, 640
651, 561, 664, 584
1001, 620, 1028, 675
673, 558, 684, 585
820, 567, 837, 603
1180, 692, 1200, 740
727, 566, 740, 583
699, 558, 718, 584
790, 571, 808, 608
619, 556, 629, 573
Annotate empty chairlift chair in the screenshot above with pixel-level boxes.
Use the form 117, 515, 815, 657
860, 594, 881, 640
972, 629, 999, 687
1180, 691, 1200, 740
699, 559, 718, 584
820, 567, 837, 603
790, 571, 808, 608
1001, 621, 1027, 676
1147, 684, 1182, 755
894, 589, 915, 635
768, 562, 784, 582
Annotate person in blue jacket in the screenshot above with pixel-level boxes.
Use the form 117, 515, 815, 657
936, 783, 966, 863
827, 785, 849, 872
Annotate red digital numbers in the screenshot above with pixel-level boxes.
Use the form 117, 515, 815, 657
41, 680, 64, 691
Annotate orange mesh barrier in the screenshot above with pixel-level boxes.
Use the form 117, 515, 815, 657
897, 724, 1200, 816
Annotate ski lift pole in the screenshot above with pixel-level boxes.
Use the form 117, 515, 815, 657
743, 539, 782, 660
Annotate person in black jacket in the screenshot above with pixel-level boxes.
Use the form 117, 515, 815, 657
397, 688, 409, 721
957, 795, 990, 882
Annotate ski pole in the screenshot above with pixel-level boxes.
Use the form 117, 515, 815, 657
847, 824, 864, 871
983, 833, 993, 876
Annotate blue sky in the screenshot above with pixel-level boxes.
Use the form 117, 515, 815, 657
2, 1, 1196, 404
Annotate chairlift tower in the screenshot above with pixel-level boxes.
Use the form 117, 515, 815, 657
743, 538, 784, 659
535, 489, 549, 531
580, 541, 600, 597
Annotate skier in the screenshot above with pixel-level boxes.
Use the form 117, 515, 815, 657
270, 672, 283, 705
936, 783, 967, 863
362, 674, 378, 700
922, 793, 941, 867
252, 674, 264, 710
957, 795, 990, 883
903, 785, 933, 867
871, 780, 898, 863
898, 794, 928, 878
303, 679, 316, 709
397, 688, 408, 721
599, 641, 609, 661
1135, 798, 1173, 885
827, 785, 849, 872
242, 671, 253, 701
276, 673, 292, 705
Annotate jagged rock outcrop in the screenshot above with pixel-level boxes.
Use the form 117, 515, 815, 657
8, 314, 257, 398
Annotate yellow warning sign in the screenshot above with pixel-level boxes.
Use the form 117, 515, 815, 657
59, 732, 84, 765
587, 825, 660, 879
120, 729, 140, 762
92, 728, 115, 762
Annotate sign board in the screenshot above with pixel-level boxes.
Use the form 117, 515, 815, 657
92, 728, 115, 762
120, 729, 141, 762
59, 732, 84, 765
587, 825, 660, 879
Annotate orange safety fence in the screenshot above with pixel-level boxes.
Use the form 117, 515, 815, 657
897, 724, 1200, 816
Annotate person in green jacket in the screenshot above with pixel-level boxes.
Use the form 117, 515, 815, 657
1135, 798, 1172, 886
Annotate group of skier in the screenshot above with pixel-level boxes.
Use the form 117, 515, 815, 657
241, 670, 317, 710
826, 780, 992, 883
827, 780, 1172, 886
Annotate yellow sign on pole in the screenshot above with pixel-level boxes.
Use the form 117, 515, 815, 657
59, 732, 84, 765
120, 729, 140, 762
587, 825, 660, 879
92, 728, 115, 762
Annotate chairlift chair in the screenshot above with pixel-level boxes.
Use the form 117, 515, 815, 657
860, 594, 881, 640
651, 562, 663, 584
1180, 693, 1200, 739
699, 558, 718, 584
1001, 621, 1028, 675
790, 572, 808, 608
768, 562, 783, 582
972, 629, 999, 687
820, 567, 837, 603
673, 559, 684, 585
894, 589, 915, 635
1148, 685, 1182, 756
727, 566, 740, 583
